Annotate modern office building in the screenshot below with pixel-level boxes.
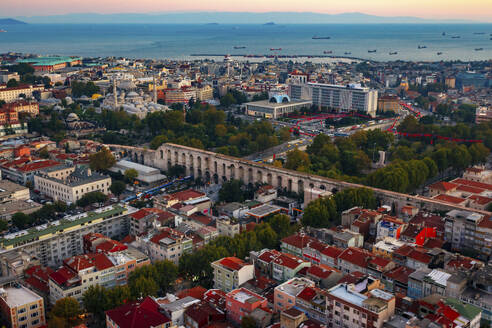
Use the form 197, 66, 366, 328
244, 97, 312, 119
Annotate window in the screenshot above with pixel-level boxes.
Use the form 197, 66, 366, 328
19, 316, 27, 321
18, 308, 26, 314
32, 319, 39, 325
30, 304, 37, 310
31, 312, 38, 318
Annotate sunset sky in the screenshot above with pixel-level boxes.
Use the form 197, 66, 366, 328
2, 0, 491, 21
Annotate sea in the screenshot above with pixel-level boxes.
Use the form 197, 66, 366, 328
1, 23, 492, 62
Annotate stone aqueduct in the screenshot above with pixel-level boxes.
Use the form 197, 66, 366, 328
107, 143, 490, 215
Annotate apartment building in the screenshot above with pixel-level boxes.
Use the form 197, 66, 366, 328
0, 205, 133, 268
0, 284, 45, 328
0, 157, 62, 185
252, 249, 311, 282
49, 247, 149, 304
216, 217, 240, 238
444, 209, 492, 259
34, 166, 111, 203
225, 288, 269, 325
1, 100, 39, 116
326, 283, 395, 328
143, 227, 193, 264
274, 277, 315, 312
130, 208, 176, 236
106, 296, 172, 328
0, 85, 44, 103
211, 257, 254, 292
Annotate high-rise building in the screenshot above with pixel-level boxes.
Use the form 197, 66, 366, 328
289, 82, 378, 117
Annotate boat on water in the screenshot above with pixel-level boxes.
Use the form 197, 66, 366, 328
437, 52, 443, 55
270, 48, 282, 51
389, 52, 398, 55
323, 51, 333, 54
474, 32, 485, 35
233, 46, 246, 49
442, 32, 446, 36
0, 30, 6, 33
312, 36, 331, 40
418, 45, 427, 49
475, 48, 484, 51
344, 52, 352, 55
368, 50, 377, 53
451, 36, 461, 39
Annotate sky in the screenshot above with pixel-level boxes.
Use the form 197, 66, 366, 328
2, 0, 492, 22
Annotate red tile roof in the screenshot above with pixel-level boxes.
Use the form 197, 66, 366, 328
272, 253, 306, 270
296, 286, 317, 302
176, 286, 207, 300
217, 257, 248, 271
64, 253, 114, 272
49, 266, 78, 286
338, 248, 372, 269
203, 289, 227, 311
105, 297, 171, 328
456, 185, 485, 194
428, 181, 458, 192
383, 266, 415, 284
170, 189, 205, 201
306, 264, 338, 279
452, 178, 492, 191
433, 194, 466, 205
95, 240, 128, 253
281, 234, 318, 250
468, 194, 492, 205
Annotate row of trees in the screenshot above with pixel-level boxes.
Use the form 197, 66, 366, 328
11, 201, 68, 229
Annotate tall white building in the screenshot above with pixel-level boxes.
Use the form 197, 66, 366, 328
289, 82, 378, 117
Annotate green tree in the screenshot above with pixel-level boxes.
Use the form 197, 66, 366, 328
150, 135, 168, 150
82, 285, 107, 321
0, 219, 8, 231
219, 179, 244, 203
220, 93, 236, 108
6, 79, 18, 88
285, 149, 310, 172
333, 188, 376, 212
423, 157, 438, 178
11, 212, 32, 229
302, 196, 338, 228
49, 297, 82, 328
76, 191, 108, 207
129, 275, 158, 299
154, 260, 179, 293
449, 145, 472, 172
124, 168, 139, 182
89, 147, 116, 171
468, 143, 489, 164
267, 214, 297, 240
110, 180, 126, 196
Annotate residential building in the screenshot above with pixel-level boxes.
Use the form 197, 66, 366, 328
326, 284, 395, 328
183, 301, 226, 328
129, 208, 176, 236
0, 157, 62, 185
476, 106, 492, 124
216, 217, 240, 238
0, 205, 132, 268
143, 227, 193, 264
106, 297, 171, 328
0, 250, 40, 278
274, 277, 315, 312
0, 71, 20, 83
225, 288, 269, 325
295, 285, 328, 324
211, 257, 254, 292
49, 247, 149, 303
252, 249, 311, 282
0, 85, 44, 103
0, 179, 30, 202
1, 100, 39, 116
280, 308, 308, 328
159, 296, 200, 326
0, 284, 45, 328
34, 166, 111, 204
444, 209, 492, 259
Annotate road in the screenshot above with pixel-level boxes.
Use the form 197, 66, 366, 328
243, 137, 313, 162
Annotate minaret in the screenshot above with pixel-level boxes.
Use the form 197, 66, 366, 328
153, 75, 158, 103
113, 76, 118, 109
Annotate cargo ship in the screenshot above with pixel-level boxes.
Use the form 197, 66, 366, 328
451, 36, 461, 39
270, 48, 282, 51
418, 45, 427, 49
389, 51, 398, 55
437, 52, 443, 55
312, 36, 331, 39
475, 48, 484, 51
233, 46, 246, 49
368, 49, 377, 53
323, 50, 333, 54
344, 52, 352, 55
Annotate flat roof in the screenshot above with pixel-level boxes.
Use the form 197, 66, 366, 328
0, 286, 42, 308
112, 160, 160, 175
0, 180, 28, 194
328, 284, 367, 307
246, 204, 282, 218
0, 205, 127, 248
245, 99, 312, 108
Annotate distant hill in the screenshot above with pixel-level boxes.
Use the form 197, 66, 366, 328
16, 12, 481, 24
0, 18, 27, 25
